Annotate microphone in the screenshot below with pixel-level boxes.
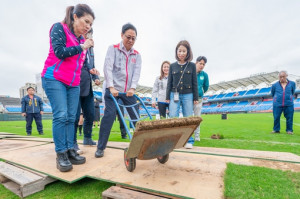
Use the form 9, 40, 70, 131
86, 33, 94, 56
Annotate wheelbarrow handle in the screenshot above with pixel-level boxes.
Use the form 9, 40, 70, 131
111, 92, 136, 97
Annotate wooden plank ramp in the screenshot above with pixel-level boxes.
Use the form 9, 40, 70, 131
0, 161, 56, 198
102, 186, 168, 199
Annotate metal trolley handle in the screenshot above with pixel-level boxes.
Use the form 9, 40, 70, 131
109, 93, 153, 140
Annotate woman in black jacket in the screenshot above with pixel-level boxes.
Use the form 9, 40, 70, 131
166, 40, 198, 149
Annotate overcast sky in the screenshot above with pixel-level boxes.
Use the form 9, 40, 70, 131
1, 0, 300, 97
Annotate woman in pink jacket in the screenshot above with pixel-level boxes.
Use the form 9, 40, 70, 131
41, 4, 95, 172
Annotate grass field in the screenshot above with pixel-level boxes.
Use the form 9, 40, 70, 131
0, 112, 300, 198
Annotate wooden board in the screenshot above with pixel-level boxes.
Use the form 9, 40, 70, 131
0, 139, 49, 153
0, 132, 16, 135
1, 139, 300, 199
0, 162, 56, 197
0, 140, 225, 198
0, 161, 42, 185
108, 141, 300, 164
107, 141, 129, 149
0, 135, 31, 139
102, 186, 167, 199
175, 147, 300, 164
6, 137, 54, 143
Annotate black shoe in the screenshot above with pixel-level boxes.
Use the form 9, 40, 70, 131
27, 133, 31, 136
121, 130, 127, 139
67, 149, 86, 165
83, 138, 96, 145
56, 152, 73, 172
95, 149, 104, 158
39, 132, 44, 135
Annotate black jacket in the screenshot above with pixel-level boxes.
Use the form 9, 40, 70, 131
80, 48, 99, 97
166, 62, 198, 101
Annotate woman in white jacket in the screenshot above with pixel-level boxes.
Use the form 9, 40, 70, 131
151, 61, 170, 118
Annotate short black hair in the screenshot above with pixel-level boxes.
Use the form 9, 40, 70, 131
27, 87, 35, 91
196, 56, 207, 63
122, 23, 137, 36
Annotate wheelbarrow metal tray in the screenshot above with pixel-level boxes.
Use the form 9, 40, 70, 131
126, 117, 202, 160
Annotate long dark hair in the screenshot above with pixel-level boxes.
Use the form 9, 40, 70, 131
175, 40, 193, 62
159, 61, 170, 80
62, 4, 95, 31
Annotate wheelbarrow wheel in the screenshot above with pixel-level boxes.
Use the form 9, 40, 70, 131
124, 148, 136, 172
157, 154, 169, 164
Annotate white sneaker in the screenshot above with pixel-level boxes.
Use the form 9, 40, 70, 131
184, 143, 193, 149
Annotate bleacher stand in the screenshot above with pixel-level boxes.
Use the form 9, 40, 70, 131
0, 102, 4, 113
201, 71, 300, 114
0, 97, 21, 113
294, 98, 300, 110
1, 71, 299, 116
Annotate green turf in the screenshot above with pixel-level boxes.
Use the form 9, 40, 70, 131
224, 163, 300, 199
1, 112, 299, 155
0, 112, 299, 198
195, 112, 300, 156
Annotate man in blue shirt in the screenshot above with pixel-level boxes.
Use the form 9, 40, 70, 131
271, 71, 296, 135
21, 87, 44, 135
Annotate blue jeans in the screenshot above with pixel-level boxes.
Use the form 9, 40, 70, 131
97, 89, 139, 150
74, 91, 94, 144
42, 77, 80, 153
273, 105, 294, 132
169, 92, 194, 145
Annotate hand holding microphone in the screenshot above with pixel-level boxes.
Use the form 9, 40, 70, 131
81, 32, 94, 50
81, 39, 94, 50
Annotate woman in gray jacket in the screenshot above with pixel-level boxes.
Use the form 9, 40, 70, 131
151, 61, 170, 118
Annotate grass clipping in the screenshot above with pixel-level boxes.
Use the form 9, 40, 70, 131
135, 117, 202, 132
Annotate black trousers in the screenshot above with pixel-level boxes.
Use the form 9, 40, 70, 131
74, 91, 95, 141
97, 89, 139, 150
26, 113, 43, 133
158, 102, 169, 118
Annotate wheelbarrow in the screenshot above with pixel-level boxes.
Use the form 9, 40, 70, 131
110, 93, 202, 172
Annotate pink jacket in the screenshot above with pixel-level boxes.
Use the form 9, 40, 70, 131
42, 23, 87, 86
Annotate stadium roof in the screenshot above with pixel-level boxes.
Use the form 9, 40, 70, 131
94, 71, 299, 95
208, 71, 299, 92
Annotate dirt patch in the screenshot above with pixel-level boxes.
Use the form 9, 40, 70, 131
251, 159, 300, 172
135, 117, 202, 131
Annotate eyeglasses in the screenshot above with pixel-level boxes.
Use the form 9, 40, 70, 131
124, 35, 136, 41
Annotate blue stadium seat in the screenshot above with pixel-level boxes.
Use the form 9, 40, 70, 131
244, 89, 259, 96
